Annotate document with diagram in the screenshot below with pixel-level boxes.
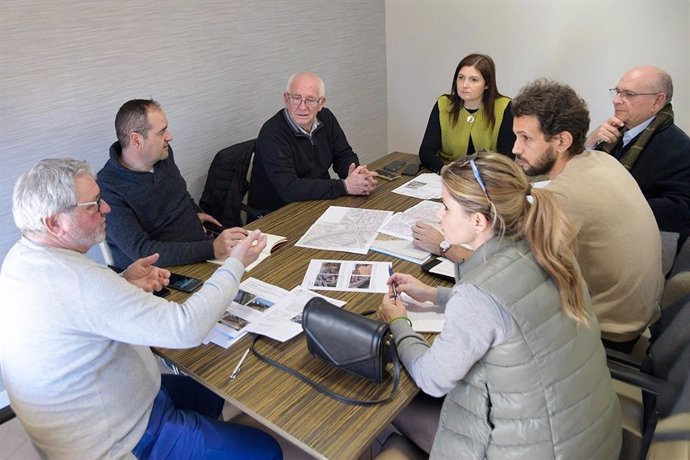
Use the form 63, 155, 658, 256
295, 206, 393, 254
378, 200, 442, 240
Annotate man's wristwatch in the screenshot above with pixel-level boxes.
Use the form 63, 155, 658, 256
439, 240, 451, 257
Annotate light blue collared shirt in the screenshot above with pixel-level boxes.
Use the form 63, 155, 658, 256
623, 116, 655, 147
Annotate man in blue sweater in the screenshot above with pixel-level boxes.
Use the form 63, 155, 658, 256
248, 72, 378, 214
98, 99, 247, 268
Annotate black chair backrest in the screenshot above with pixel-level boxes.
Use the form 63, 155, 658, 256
648, 294, 690, 416
200, 139, 256, 228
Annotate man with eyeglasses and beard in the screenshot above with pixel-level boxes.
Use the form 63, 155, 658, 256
585, 66, 690, 249
248, 72, 377, 214
511, 79, 664, 354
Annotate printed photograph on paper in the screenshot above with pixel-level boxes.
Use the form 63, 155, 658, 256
314, 261, 341, 287
219, 312, 249, 331
302, 260, 391, 293
348, 263, 373, 289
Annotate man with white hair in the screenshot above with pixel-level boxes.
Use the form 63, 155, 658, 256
248, 72, 377, 214
586, 66, 690, 246
0, 158, 281, 458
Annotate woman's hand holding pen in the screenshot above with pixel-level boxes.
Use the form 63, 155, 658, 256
378, 273, 438, 322
378, 283, 406, 322
387, 273, 438, 303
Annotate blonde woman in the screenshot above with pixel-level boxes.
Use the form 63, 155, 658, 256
378, 152, 621, 459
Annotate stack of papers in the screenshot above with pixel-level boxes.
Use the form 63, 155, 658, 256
371, 200, 441, 264
377, 200, 441, 240
204, 278, 345, 348
370, 234, 430, 264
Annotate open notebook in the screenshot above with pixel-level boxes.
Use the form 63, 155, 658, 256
208, 233, 288, 271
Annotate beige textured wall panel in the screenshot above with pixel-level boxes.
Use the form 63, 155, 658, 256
0, 0, 387, 263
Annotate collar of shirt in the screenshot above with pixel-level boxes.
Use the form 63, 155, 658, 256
623, 116, 655, 147
283, 108, 321, 137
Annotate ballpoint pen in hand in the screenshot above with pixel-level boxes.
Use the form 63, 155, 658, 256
229, 348, 250, 380
388, 264, 399, 302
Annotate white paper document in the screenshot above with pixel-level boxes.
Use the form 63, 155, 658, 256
206, 279, 346, 347
428, 257, 455, 278
370, 233, 431, 264
302, 259, 392, 293
402, 293, 445, 333
295, 206, 393, 254
391, 173, 442, 200
378, 200, 442, 240
244, 286, 345, 342
208, 278, 290, 348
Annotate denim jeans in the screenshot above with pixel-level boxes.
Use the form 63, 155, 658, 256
132, 374, 282, 459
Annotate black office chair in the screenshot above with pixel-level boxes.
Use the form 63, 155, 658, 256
646, 375, 690, 458
607, 293, 690, 459
200, 139, 263, 228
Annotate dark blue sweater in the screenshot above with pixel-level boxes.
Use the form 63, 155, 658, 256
601, 122, 690, 242
248, 108, 359, 213
97, 143, 214, 268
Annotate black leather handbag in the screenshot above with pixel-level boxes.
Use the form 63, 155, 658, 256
304, 297, 393, 383
251, 297, 400, 406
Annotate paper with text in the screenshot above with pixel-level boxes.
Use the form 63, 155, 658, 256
391, 173, 442, 200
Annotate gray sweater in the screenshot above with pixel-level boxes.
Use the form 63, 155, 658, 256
0, 238, 244, 459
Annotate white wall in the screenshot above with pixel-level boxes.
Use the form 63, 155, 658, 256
386, 0, 690, 155
0, 0, 387, 264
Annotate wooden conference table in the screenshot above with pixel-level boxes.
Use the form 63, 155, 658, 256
156, 152, 450, 460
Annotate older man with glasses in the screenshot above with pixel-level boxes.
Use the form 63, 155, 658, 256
0, 158, 281, 459
585, 66, 690, 248
248, 72, 377, 214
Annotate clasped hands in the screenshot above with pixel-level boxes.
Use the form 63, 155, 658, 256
344, 163, 378, 196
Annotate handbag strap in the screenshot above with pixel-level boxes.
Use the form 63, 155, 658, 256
250, 334, 401, 406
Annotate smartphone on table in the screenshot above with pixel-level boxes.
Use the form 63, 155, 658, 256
383, 160, 406, 173
168, 273, 204, 293
375, 169, 401, 181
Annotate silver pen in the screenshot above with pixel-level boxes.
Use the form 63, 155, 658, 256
229, 348, 251, 380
